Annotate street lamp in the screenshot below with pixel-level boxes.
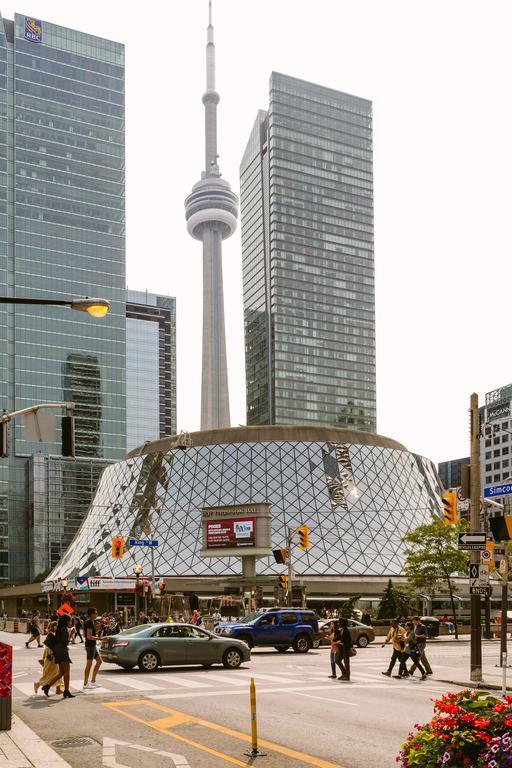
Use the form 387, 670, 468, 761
0, 296, 110, 318
133, 564, 143, 622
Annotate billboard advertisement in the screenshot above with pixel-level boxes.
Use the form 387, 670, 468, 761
206, 517, 256, 549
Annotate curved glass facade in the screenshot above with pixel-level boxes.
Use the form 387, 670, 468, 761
50, 433, 442, 581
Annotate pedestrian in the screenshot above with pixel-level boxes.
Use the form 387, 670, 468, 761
177, 613, 185, 623
192, 610, 202, 626
34, 622, 63, 695
212, 610, 222, 628
73, 615, 84, 643
404, 621, 427, 680
83, 606, 103, 691
381, 619, 407, 677
328, 621, 343, 679
361, 608, 372, 626
412, 616, 433, 675
440, 614, 455, 634
337, 617, 353, 681
107, 613, 120, 635
25, 611, 42, 649
41, 615, 74, 698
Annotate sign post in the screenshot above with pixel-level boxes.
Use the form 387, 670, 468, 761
469, 393, 483, 683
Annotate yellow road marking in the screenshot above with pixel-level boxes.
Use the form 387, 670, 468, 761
104, 699, 346, 768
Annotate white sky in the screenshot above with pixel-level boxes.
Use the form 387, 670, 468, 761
7, 0, 511, 464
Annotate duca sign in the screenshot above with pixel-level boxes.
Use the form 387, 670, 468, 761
24, 18, 42, 43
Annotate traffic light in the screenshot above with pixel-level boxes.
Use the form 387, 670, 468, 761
0, 421, 7, 458
111, 536, 124, 558
460, 464, 470, 500
442, 491, 457, 524
278, 575, 288, 591
298, 525, 309, 550
272, 548, 289, 565
61, 416, 75, 458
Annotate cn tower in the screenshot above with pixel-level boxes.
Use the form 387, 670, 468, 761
185, 1, 238, 430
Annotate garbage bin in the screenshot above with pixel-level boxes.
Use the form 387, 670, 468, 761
420, 616, 440, 638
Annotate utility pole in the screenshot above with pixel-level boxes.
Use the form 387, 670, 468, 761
500, 557, 508, 694
470, 392, 482, 683
287, 527, 293, 608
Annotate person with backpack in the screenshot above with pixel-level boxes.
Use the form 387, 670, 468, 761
337, 617, 354, 681
41, 614, 75, 698
381, 619, 407, 677
25, 611, 42, 649
404, 621, 427, 680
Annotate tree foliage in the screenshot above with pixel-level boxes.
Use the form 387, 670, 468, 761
339, 594, 361, 618
403, 518, 469, 637
377, 579, 411, 619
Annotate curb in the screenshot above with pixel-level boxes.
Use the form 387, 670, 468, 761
5, 715, 71, 768
437, 678, 512, 692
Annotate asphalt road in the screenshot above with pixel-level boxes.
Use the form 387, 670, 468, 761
3, 631, 487, 768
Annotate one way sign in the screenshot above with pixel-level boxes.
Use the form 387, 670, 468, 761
458, 532, 486, 550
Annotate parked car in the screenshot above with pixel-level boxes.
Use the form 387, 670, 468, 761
99, 622, 251, 672
313, 619, 375, 648
215, 608, 319, 653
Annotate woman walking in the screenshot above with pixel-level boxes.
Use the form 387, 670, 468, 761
41, 615, 75, 698
328, 621, 344, 679
404, 621, 427, 680
34, 622, 63, 695
25, 611, 42, 649
337, 617, 353, 681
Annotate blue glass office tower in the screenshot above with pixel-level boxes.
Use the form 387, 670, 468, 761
0, 15, 125, 583
240, 73, 376, 432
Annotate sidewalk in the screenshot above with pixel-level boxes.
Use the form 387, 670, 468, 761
434, 642, 512, 692
0, 717, 70, 768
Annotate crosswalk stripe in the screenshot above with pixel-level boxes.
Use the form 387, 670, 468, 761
199, 672, 249, 686
236, 670, 307, 685
14, 682, 37, 696
152, 674, 212, 688
102, 675, 165, 691
70, 679, 110, 693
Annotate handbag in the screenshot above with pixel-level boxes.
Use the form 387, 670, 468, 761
349, 647, 357, 657
410, 646, 421, 660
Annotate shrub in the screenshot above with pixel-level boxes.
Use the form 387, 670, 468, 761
397, 690, 512, 767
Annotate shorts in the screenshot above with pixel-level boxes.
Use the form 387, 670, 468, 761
85, 645, 99, 661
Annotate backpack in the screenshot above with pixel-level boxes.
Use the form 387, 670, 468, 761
44, 633, 56, 650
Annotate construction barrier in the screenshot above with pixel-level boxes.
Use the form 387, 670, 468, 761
12, 621, 18, 633
0, 642, 12, 730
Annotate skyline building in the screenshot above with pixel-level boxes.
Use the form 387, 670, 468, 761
184, 2, 238, 430
480, 382, 512, 490
0, 14, 125, 583
126, 290, 176, 452
240, 73, 376, 431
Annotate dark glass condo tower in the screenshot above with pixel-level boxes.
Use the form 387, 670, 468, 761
0, 15, 125, 582
240, 73, 376, 431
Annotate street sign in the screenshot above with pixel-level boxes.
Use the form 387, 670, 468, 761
481, 549, 493, 563
469, 564, 480, 581
470, 586, 491, 596
458, 532, 487, 550
484, 482, 512, 499
128, 538, 159, 547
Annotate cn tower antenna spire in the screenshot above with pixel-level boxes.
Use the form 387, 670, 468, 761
184, 0, 239, 430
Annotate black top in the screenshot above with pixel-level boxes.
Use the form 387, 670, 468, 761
54, 626, 69, 648
340, 626, 352, 649
84, 619, 96, 647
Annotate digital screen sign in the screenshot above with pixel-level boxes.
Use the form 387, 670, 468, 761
206, 517, 256, 549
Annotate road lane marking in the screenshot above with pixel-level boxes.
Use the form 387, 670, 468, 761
102, 737, 189, 768
236, 670, 310, 684
103, 676, 166, 691
104, 699, 348, 768
152, 674, 212, 688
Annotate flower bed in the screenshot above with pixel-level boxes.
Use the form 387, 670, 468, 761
397, 690, 512, 767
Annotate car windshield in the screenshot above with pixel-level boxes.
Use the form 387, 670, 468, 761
234, 611, 261, 623
119, 624, 151, 635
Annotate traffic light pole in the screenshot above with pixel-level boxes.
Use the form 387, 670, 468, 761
287, 527, 293, 608
470, 392, 483, 683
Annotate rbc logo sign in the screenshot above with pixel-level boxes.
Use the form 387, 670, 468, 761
24, 18, 42, 43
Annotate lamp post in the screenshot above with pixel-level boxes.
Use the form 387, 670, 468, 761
133, 564, 142, 623
0, 296, 110, 317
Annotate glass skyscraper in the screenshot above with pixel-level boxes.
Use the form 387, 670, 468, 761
240, 73, 376, 431
0, 14, 125, 583
126, 290, 176, 452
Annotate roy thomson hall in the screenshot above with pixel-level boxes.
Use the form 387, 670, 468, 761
0, 425, 445, 617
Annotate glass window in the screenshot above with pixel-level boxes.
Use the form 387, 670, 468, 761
280, 612, 298, 625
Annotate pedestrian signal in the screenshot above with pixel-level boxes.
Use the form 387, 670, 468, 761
489, 516, 512, 542
272, 548, 289, 565
279, 575, 288, 590
298, 525, 309, 550
111, 536, 124, 558
442, 491, 457, 524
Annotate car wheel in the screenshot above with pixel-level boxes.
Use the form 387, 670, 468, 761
312, 639, 321, 649
138, 650, 160, 672
274, 645, 290, 653
222, 648, 243, 669
292, 634, 311, 653
357, 635, 369, 648
237, 635, 253, 649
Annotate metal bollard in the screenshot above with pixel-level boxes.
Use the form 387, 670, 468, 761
0, 642, 12, 730
244, 677, 266, 757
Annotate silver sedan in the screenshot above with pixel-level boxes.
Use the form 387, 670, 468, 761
99, 623, 251, 672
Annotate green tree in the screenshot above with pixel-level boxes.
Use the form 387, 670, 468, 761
339, 594, 361, 618
403, 519, 468, 639
377, 579, 411, 620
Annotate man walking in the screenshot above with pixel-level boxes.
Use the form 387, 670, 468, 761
83, 607, 102, 691
381, 619, 407, 677
412, 616, 433, 676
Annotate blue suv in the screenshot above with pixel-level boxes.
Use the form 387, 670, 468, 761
215, 609, 319, 653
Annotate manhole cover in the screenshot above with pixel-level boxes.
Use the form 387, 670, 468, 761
52, 737, 98, 749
